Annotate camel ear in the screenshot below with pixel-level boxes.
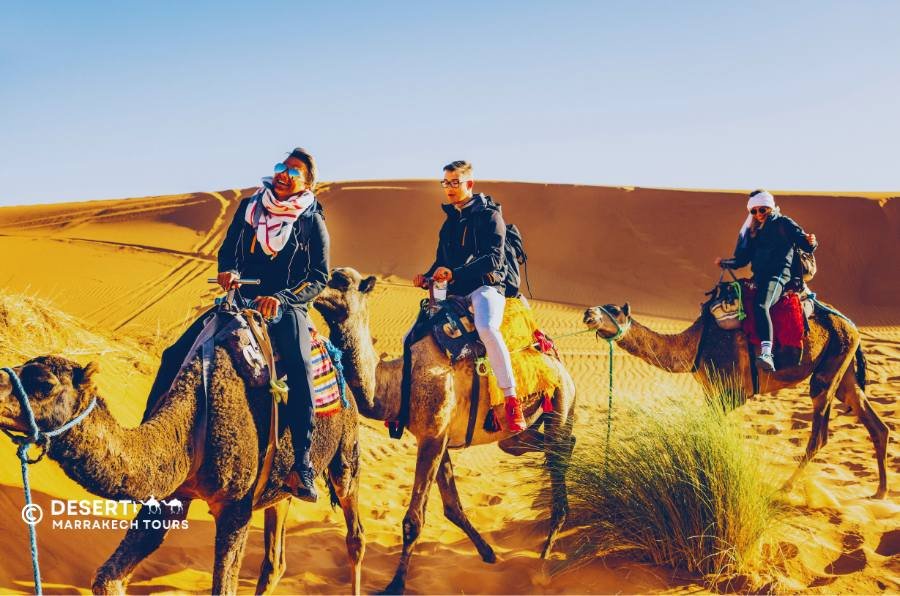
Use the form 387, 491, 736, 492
75, 361, 100, 392
622, 303, 631, 318
358, 276, 376, 294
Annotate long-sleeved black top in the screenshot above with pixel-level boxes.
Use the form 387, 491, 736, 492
424, 193, 507, 297
217, 194, 330, 311
720, 213, 817, 283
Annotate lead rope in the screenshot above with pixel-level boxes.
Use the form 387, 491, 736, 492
1, 367, 97, 595
592, 307, 631, 470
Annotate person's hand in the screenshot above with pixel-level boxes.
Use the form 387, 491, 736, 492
714, 257, 723, 267
433, 267, 453, 282
806, 233, 816, 246
254, 296, 280, 320
413, 274, 427, 289
217, 271, 240, 291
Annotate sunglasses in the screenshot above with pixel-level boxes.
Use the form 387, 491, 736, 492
750, 207, 770, 215
440, 179, 465, 188
274, 162, 305, 179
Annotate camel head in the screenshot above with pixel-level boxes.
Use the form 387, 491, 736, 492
314, 267, 377, 328
0, 356, 99, 435
583, 303, 632, 340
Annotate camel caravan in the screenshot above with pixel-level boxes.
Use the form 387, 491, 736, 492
0, 153, 890, 595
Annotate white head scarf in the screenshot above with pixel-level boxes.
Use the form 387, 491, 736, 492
740, 190, 776, 237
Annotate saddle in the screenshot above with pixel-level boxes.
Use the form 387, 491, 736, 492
704, 275, 812, 371
152, 302, 347, 505
389, 295, 560, 444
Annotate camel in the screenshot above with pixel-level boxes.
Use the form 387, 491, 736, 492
0, 340, 365, 594
583, 301, 889, 499
306, 267, 578, 594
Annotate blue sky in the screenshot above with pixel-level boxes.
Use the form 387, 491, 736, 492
1, 1, 898, 205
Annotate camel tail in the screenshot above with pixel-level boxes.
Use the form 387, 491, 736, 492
324, 472, 340, 509
855, 345, 868, 390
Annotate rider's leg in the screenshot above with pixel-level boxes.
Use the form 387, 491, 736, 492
469, 285, 526, 431
269, 304, 318, 502
753, 277, 784, 371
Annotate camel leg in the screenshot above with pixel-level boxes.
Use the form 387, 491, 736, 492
540, 394, 575, 560
92, 497, 192, 595
837, 370, 890, 498
382, 435, 449, 595
328, 440, 366, 595
255, 499, 291, 595
785, 344, 857, 492
436, 450, 496, 563
212, 501, 253, 595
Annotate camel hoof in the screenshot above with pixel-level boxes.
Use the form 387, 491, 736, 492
379, 579, 405, 595
481, 546, 497, 564
92, 578, 126, 596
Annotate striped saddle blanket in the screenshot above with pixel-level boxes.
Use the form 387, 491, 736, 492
309, 328, 350, 417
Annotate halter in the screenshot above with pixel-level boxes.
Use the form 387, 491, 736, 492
2, 366, 97, 595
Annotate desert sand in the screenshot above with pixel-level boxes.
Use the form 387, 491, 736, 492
0, 181, 897, 594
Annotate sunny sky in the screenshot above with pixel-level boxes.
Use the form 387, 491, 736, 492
2, 1, 899, 206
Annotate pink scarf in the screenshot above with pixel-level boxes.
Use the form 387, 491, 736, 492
244, 177, 315, 256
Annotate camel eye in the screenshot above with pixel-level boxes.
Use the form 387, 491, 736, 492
20, 368, 59, 396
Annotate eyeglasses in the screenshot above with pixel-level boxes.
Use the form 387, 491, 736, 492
440, 179, 464, 188
749, 207, 770, 215
274, 162, 305, 179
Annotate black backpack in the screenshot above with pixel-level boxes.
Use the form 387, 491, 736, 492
503, 223, 530, 298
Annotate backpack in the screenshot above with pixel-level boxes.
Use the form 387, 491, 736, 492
503, 223, 530, 298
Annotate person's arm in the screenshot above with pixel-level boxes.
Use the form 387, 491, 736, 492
452, 212, 506, 286
423, 224, 447, 278
784, 217, 818, 252
217, 199, 249, 273
276, 212, 331, 307
720, 233, 752, 269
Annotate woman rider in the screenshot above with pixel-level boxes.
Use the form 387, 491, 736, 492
716, 189, 817, 372
215, 147, 329, 502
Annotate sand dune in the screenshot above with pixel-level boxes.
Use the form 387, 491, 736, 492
0, 181, 897, 594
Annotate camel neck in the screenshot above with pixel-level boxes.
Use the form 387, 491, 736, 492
48, 390, 195, 502
330, 316, 401, 422
616, 316, 704, 374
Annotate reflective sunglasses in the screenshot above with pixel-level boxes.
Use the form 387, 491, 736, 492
440, 179, 464, 188
274, 162, 305, 179
749, 207, 770, 215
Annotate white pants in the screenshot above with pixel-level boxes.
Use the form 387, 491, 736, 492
469, 285, 516, 396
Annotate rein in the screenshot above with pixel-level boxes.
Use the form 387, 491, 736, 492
592, 306, 632, 467
1, 366, 97, 596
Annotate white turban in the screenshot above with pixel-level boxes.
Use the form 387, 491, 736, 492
740, 190, 776, 237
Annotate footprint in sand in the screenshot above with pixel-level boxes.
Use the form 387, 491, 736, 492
876, 529, 900, 557
825, 531, 867, 575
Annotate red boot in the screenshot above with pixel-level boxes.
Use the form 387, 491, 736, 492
505, 396, 527, 432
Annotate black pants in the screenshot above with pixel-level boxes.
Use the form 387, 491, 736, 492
753, 277, 784, 344
145, 303, 316, 469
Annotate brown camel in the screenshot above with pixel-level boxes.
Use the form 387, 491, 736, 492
583, 301, 889, 499
0, 345, 365, 594
305, 267, 577, 594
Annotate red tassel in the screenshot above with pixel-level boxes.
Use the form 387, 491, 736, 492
542, 393, 553, 413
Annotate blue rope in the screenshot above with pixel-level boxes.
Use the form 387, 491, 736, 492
1, 366, 97, 596
592, 307, 631, 470
321, 338, 350, 409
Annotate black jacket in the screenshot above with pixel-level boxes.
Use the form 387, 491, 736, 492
424, 193, 507, 297
217, 192, 330, 311
721, 213, 817, 283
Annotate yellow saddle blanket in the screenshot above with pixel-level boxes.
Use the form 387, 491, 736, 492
482, 298, 562, 406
